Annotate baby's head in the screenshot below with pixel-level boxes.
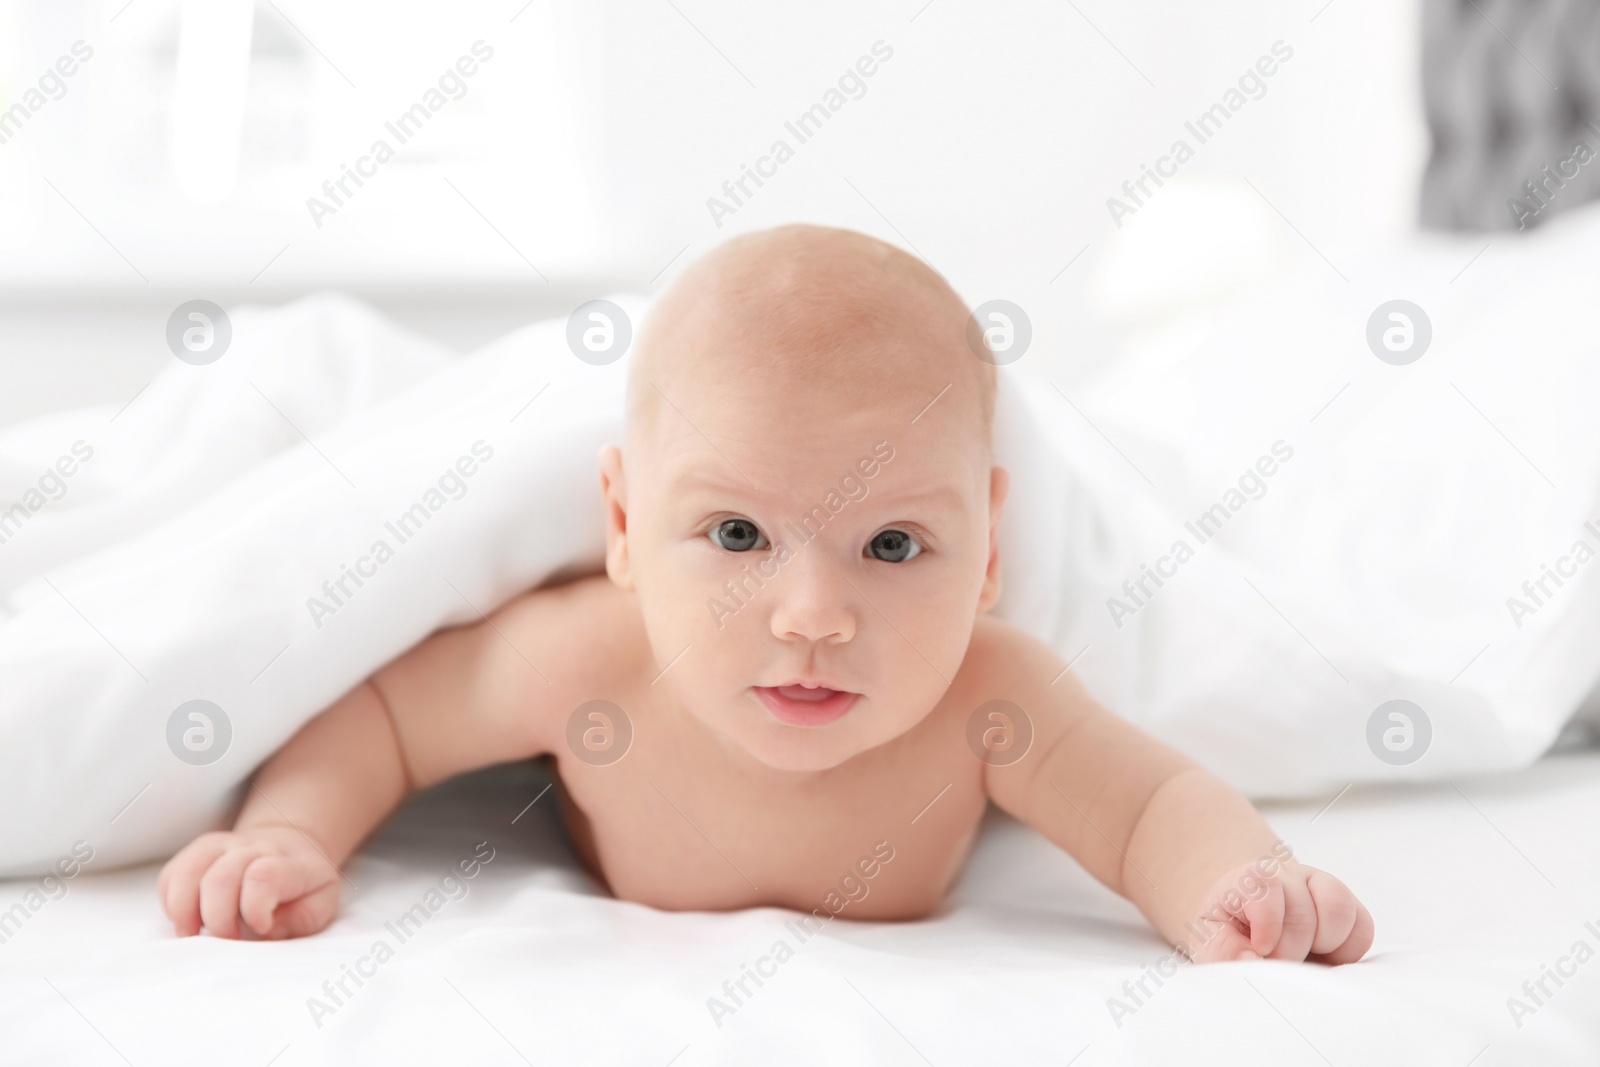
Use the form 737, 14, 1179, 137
599, 224, 1007, 772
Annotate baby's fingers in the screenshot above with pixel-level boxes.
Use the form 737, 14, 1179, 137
1273, 877, 1319, 961
1235, 880, 1285, 958
1190, 918, 1259, 963
197, 846, 267, 939
239, 854, 335, 938
1306, 871, 1374, 965
263, 880, 342, 940
160, 836, 231, 937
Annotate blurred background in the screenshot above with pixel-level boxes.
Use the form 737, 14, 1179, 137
0, 0, 1433, 426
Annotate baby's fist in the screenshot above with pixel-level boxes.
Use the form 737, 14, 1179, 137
1187, 860, 1373, 965
158, 825, 341, 939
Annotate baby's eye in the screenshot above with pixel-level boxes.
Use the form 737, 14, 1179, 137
708, 518, 768, 552
866, 529, 922, 563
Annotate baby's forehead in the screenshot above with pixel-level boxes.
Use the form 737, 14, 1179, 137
635, 361, 990, 529
650, 399, 981, 517
632, 319, 977, 480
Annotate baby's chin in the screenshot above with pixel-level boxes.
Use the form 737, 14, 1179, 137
740, 731, 866, 773
702, 707, 884, 773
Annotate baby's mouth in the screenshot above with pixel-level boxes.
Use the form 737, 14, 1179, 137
751, 684, 859, 727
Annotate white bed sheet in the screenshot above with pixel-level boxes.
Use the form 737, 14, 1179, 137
2, 750, 1597, 1066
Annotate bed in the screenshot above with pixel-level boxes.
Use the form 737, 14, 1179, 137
2, 747, 1597, 1065
7, 2, 1600, 1065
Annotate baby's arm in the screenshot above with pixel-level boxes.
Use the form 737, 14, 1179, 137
158, 577, 607, 939
978, 623, 1373, 964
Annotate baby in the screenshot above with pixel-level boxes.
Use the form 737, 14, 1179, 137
158, 225, 1373, 965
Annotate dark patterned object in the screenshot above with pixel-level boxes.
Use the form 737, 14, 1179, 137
1421, 0, 1600, 231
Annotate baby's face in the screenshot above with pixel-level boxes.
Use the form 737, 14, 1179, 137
604, 347, 1005, 773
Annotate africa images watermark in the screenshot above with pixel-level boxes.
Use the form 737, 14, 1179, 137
1106, 440, 1294, 629
1106, 840, 1297, 1028
306, 441, 495, 628
1105, 39, 1294, 228
705, 40, 894, 228
1508, 139, 1597, 230
1504, 518, 1600, 630
705, 839, 897, 1029
1505, 916, 1600, 1030
0, 841, 96, 948
0, 40, 94, 149
305, 41, 495, 228
306, 840, 497, 1028
0, 440, 95, 548
705, 440, 896, 629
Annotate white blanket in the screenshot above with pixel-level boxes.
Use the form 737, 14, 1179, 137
0, 295, 634, 877
5, 208, 1600, 877
1, 750, 1596, 1065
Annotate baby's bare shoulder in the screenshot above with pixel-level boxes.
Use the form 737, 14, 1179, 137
497, 570, 640, 639
902, 614, 1070, 754
491, 571, 651, 696
369, 571, 650, 786
947, 614, 1066, 703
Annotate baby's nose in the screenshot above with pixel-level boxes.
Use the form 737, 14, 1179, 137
768, 555, 857, 645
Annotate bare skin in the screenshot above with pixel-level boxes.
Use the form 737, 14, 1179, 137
159, 225, 1374, 965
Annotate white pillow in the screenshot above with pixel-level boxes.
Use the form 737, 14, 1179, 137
1064, 202, 1600, 795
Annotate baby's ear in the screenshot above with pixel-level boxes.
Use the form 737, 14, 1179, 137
598, 445, 634, 589
976, 465, 1009, 614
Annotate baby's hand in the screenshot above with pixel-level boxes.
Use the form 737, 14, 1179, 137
158, 826, 341, 939
1186, 860, 1373, 965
